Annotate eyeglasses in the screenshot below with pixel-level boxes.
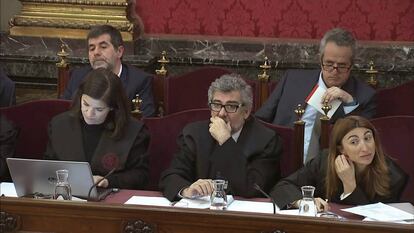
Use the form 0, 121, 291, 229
209, 102, 243, 113
321, 63, 352, 73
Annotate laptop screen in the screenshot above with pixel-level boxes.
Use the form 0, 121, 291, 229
6, 158, 105, 200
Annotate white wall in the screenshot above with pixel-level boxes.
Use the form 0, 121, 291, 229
0, 0, 21, 32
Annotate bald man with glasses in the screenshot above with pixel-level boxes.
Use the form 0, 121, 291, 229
160, 74, 282, 201
256, 28, 376, 162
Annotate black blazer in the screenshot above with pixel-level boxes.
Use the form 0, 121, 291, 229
62, 64, 156, 117
255, 69, 377, 127
159, 117, 283, 201
44, 111, 150, 189
270, 150, 408, 209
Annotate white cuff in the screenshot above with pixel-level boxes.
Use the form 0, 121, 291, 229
177, 187, 187, 199
340, 192, 352, 200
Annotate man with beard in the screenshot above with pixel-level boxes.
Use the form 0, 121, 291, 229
159, 73, 282, 201
62, 25, 155, 117
255, 28, 376, 163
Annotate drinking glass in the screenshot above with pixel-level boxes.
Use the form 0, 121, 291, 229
210, 179, 227, 210
54, 169, 72, 200
298, 185, 317, 216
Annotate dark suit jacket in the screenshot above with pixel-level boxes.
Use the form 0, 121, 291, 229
62, 64, 155, 117
44, 111, 150, 189
0, 69, 16, 107
159, 117, 283, 201
0, 115, 19, 181
270, 150, 408, 209
255, 69, 376, 126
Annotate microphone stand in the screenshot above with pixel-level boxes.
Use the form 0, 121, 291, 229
254, 183, 278, 214
87, 167, 116, 201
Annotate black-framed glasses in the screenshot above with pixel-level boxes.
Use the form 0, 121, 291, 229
209, 102, 243, 113
321, 63, 352, 73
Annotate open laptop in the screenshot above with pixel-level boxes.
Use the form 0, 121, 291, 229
6, 158, 113, 201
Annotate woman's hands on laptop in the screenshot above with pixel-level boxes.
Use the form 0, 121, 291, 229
93, 175, 109, 188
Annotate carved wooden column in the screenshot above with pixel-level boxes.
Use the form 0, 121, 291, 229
154, 51, 169, 117
9, 0, 135, 40
320, 101, 332, 150
56, 43, 70, 98
293, 104, 305, 167
257, 56, 271, 109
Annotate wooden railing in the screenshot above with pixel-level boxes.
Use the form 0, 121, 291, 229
1, 196, 412, 233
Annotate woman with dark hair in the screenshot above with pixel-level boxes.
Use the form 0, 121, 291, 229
270, 115, 407, 211
45, 68, 149, 189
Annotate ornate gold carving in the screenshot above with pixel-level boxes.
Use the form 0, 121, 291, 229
0, 211, 20, 233
18, 0, 127, 6
321, 101, 332, 120
126, 0, 144, 37
155, 51, 169, 76
9, 0, 135, 40
131, 94, 143, 119
365, 60, 378, 87
257, 56, 271, 81
12, 17, 132, 31
123, 219, 154, 233
56, 43, 69, 68
294, 104, 305, 123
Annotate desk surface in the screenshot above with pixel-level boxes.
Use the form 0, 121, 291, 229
102, 189, 414, 221
1, 189, 413, 233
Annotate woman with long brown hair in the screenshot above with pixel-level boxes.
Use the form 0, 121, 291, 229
45, 68, 149, 190
270, 115, 407, 211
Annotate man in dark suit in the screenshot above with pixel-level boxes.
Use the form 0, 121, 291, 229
62, 25, 155, 117
160, 73, 282, 201
255, 28, 376, 162
0, 68, 16, 107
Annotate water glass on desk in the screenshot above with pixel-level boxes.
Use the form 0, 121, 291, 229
210, 179, 228, 210
298, 185, 317, 216
54, 169, 72, 200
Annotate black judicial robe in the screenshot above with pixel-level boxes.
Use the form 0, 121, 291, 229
45, 111, 150, 189
270, 150, 408, 209
160, 117, 283, 201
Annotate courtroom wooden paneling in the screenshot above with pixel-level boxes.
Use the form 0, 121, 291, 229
1, 197, 412, 233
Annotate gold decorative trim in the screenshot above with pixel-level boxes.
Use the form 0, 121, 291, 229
12, 17, 133, 32
10, 26, 132, 40
9, 0, 136, 39
19, 0, 128, 6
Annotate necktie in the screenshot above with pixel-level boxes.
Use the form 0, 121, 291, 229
306, 111, 322, 163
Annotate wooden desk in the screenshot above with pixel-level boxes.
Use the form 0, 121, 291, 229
1, 190, 413, 233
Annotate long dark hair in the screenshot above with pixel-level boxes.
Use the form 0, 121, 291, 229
71, 68, 130, 139
325, 116, 390, 200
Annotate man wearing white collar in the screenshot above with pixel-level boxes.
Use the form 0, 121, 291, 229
255, 28, 376, 162
160, 73, 282, 201
62, 25, 155, 117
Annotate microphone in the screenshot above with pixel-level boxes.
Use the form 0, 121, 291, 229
87, 167, 116, 201
87, 153, 119, 201
254, 183, 278, 214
